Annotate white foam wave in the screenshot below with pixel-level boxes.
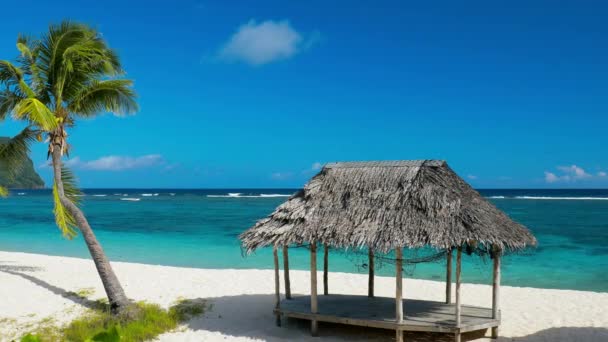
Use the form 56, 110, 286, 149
207, 193, 291, 198
487, 196, 505, 199
93, 194, 107, 197
120, 198, 141, 201
17, 192, 26, 195
515, 196, 608, 201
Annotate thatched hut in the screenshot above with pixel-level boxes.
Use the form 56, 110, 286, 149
240, 160, 536, 342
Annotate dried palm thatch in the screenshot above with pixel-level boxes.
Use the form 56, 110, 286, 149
240, 160, 536, 254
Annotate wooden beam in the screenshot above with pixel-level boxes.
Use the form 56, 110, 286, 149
395, 248, 403, 342
283, 246, 291, 300
323, 244, 329, 296
310, 243, 319, 336
492, 247, 501, 339
273, 246, 281, 327
368, 249, 375, 297
455, 247, 462, 342
446, 248, 452, 304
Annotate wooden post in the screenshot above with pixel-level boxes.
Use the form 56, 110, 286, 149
273, 246, 281, 327
492, 248, 502, 339
446, 248, 452, 304
283, 246, 291, 299
368, 249, 375, 297
455, 247, 462, 342
310, 242, 318, 336
395, 248, 403, 342
323, 244, 329, 295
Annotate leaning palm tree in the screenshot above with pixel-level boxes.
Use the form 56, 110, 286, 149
0, 21, 138, 314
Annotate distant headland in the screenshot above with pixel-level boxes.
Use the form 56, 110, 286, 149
0, 137, 44, 189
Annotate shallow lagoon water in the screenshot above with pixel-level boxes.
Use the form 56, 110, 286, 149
1, 189, 607, 292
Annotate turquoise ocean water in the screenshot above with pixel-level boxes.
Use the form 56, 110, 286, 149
1, 189, 607, 292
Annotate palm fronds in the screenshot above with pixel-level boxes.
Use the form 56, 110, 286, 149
52, 165, 82, 239
37, 21, 123, 101
0, 60, 35, 98
12, 98, 57, 131
61, 165, 83, 205
0, 127, 38, 179
68, 79, 138, 116
17, 35, 45, 96
0, 88, 25, 120
0, 186, 8, 198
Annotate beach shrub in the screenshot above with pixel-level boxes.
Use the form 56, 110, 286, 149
20, 299, 207, 342
20, 334, 42, 342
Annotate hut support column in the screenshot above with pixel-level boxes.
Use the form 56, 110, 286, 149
323, 244, 329, 295
492, 248, 502, 339
368, 249, 374, 297
310, 243, 318, 336
455, 247, 462, 342
273, 247, 281, 327
395, 248, 404, 342
446, 248, 452, 304
283, 246, 291, 299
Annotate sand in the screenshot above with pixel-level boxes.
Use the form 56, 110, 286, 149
0, 251, 606, 342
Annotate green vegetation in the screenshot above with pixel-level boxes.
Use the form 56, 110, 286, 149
0, 130, 41, 196
68, 288, 96, 299
20, 299, 207, 342
0, 138, 44, 189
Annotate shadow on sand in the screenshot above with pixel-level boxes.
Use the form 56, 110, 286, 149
0, 263, 104, 311
1, 267, 606, 342
179, 294, 608, 342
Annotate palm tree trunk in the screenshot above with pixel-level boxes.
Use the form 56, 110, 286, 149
51, 147, 131, 314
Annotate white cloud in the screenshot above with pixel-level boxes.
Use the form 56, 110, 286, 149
556, 165, 591, 179
61, 154, 164, 171
271, 172, 293, 180
467, 174, 478, 180
217, 19, 316, 65
544, 165, 604, 183
311, 162, 323, 171
544, 172, 560, 183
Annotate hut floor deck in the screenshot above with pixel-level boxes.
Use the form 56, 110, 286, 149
276, 294, 499, 334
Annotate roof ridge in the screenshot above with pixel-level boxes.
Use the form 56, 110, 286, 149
324, 160, 445, 169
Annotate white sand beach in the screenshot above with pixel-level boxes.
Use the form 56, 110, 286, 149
0, 251, 606, 342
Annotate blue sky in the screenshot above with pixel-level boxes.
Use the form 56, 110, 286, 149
1, 0, 607, 188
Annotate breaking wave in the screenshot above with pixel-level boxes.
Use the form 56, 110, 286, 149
207, 193, 291, 198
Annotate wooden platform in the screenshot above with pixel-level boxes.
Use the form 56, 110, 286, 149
275, 294, 499, 334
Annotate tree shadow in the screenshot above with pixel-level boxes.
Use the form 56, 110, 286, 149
177, 294, 608, 342
506, 327, 608, 342
0, 264, 104, 311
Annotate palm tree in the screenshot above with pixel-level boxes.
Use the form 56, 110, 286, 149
0, 21, 138, 314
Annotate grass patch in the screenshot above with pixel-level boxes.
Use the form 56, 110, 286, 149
169, 298, 207, 321
21, 299, 207, 342
70, 287, 96, 299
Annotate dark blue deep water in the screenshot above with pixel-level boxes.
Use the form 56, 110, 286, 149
1, 189, 607, 292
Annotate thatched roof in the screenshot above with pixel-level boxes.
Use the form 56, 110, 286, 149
240, 160, 536, 254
